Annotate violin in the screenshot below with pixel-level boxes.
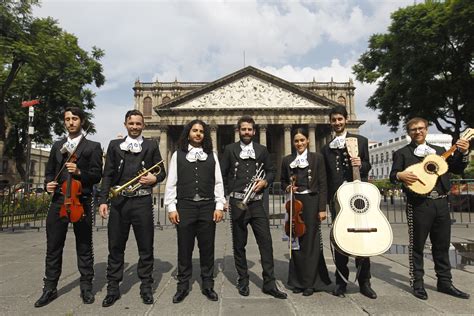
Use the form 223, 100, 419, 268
55, 127, 90, 223
284, 175, 305, 254
59, 153, 84, 223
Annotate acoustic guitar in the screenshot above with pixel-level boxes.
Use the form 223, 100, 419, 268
404, 128, 473, 195
331, 137, 393, 257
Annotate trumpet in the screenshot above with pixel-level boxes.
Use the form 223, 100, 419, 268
109, 160, 163, 198
235, 163, 265, 211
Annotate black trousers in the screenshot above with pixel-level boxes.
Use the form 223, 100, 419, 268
407, 197, 452, 289
106, 195, 154, 294
175, 199, 216, 291
329, 200, 371, 286
43, 195, 94, 291
229, 197, 276, 291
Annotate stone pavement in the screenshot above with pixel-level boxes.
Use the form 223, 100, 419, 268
0, 222, 473, 315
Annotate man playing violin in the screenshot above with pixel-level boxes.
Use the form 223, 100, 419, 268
35, 107, 103, 307
98, 110, 166, 307
390, 117, 470, 300
220, 115, 287, 299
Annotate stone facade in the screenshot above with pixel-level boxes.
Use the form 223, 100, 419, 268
133, 66, 364, 176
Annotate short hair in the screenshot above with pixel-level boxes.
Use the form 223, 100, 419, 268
64, 107, 85, 123
406, 117, 429, 132
125, 109, 144, 121
177, 119, 213, 154
292, 127, 309, 140
237, 115, 255, 129
329, 105, 348, 120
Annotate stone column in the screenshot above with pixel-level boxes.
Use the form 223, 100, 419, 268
210, 125, 217, 152
159, 126, 169, 171
234, 125, 240, 142
309, 124, 316, 152
259, 124, 267, 146
284, 125, 292, 155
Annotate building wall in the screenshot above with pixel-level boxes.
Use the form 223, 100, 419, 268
369, 134, 453, 180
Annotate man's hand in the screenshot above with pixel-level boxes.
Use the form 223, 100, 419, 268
455, 139, 470, 154
65, 162, 80, 176
139, 172, 157, 186
99, 204, 109, 219
169, 211, 180, 225
350, 157, 361, 167
286, 185, 298, 193
253, 179, 268, 193
213, 210, 224, 223
318, 211, 327, 221
397, 171, 419, 185
224, 201, 229, 212
46, 181, 58, 193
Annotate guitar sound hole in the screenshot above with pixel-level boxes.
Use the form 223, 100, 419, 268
424, 162, 438, 174
350, 195, 369, 214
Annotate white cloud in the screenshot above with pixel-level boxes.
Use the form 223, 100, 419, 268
34, 0, 415, 145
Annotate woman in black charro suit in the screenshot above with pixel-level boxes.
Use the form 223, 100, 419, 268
280, 128, 331, 296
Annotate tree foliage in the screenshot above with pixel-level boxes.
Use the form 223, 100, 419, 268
0, 0, 105, 179
353, 0, 474, 140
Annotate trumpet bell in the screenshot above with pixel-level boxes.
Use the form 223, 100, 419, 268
235, 201, 249, 211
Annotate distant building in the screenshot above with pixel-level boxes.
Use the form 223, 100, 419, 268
369, 134, 453, 180
0, 145, 51, 187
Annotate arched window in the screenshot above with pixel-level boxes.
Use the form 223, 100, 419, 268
337, 96, 346, 105
162, 96, 171, 104
143, 97, 152, 116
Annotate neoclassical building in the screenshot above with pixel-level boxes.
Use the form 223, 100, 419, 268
133, 66, 364, 174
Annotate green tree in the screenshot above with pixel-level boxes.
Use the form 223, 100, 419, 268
353, 0, 474, 140
1, 0, 105, 179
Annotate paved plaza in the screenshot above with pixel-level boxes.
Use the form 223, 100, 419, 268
0, 222, 473, 315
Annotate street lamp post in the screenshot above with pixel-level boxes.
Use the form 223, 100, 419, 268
25, 105, 34, 193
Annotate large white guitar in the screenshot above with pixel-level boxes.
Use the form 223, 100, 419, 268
331, 137, 393, 257
404, 128, 474, 195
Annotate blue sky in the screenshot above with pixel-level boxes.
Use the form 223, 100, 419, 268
34, 0, 414, 147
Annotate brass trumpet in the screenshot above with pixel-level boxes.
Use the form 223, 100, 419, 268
109, 160, 163, 198
235, 163, 265, 211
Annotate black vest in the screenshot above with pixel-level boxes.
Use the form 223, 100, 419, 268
176, 150, 215, 199
292, 167, 310, 192
231, 157, 260, 193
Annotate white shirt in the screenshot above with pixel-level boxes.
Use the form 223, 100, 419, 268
164, 148, 225, 213
60, 134, 83, 154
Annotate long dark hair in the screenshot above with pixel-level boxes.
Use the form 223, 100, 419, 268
177, 119, 213, 154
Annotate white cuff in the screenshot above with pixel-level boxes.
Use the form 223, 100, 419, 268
216, 202, 224, 211
167, 204, 177, 213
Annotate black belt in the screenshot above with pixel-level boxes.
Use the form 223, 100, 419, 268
183, 194, 213, 202
426, 190, 447, 200
120, 188, 152, 198
229, 191, 263, 201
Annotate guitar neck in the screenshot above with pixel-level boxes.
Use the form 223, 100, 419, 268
352, 166, 361, 181
441, 145, 457, 160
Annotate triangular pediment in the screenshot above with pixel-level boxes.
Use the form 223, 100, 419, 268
155, 66, 340, 112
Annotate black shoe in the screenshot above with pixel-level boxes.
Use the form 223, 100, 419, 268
413, 287, 428, 300
141, 292, 154, 305
34, 289, 58, 308
359, 282, 377, 299
102, 293, 120, 307
437, 285, 470, 299
292, 287, 304, 294
202, 288, 218, 301
237, 284, 249, 297
81, 289, 95, 304
262, 287, 287, 299
173, 289, 189, 303
332, 284, 347, 298
302, 288, 314, 297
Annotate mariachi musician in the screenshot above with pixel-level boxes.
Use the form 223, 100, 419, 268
321, 105, 376, 299
35, 107, 103, 307
390, 117, 470, 300
98, 109, 166, 307
220, 115, 287, 299
280, 128, 331, 296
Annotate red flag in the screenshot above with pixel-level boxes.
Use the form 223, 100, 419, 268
21, 99, 40, 107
